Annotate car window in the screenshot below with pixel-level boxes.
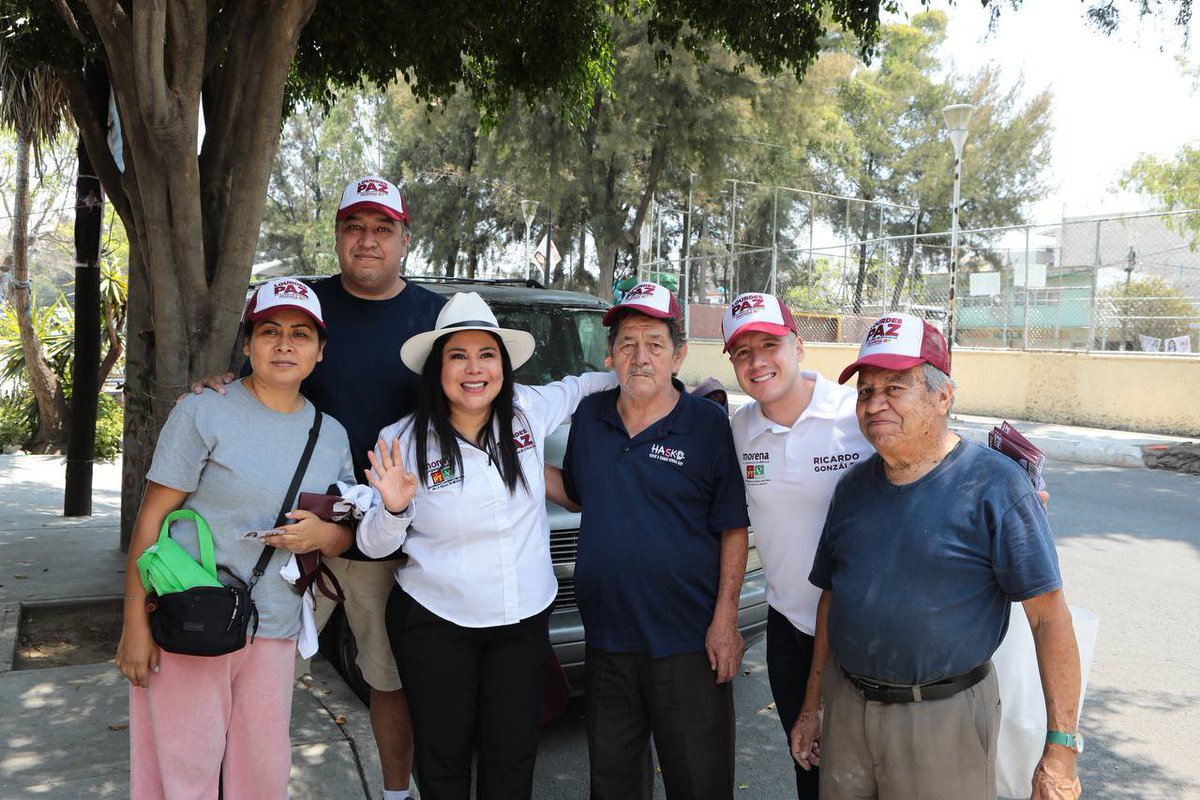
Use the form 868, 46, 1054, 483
493, 306, 607, 385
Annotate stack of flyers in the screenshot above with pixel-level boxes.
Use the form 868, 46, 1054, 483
987, 421, 1046, 490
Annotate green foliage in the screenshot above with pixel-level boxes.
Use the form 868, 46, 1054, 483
1101, 276, 1200, 341
1121, 143, 1200, 239
92, 392, 122, 460
0, 293, 71, 386
0, 391, 33, 449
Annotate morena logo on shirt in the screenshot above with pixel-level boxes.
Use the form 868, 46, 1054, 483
272, 281, 309, 299
745, 463, 766, 481
356, 178, 390, 197
731, 294, 766, 318
426, 458, 461, 489
649, 442, 686, 465
865, 316, 904, 345
513, 429, 534, 453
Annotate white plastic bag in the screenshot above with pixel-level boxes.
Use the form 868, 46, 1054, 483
993, 604, 1098, 799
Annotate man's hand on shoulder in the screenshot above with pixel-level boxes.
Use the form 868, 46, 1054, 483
1031, 744, 1081, 799
177, 371, 236, 403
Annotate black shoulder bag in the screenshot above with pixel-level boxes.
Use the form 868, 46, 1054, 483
148, 411, 324, 657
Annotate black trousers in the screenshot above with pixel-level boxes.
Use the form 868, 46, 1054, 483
765, 606, 821, 799
585, 646, 734, 800
386, 586, 551, 800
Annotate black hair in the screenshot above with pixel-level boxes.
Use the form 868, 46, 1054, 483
412, 330, 529, 495
242, 315, 327, 344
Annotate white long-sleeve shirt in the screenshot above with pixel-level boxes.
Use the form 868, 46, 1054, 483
357, 372, 617, 628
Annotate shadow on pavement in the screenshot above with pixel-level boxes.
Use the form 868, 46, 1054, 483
1078, 685, 1200, 800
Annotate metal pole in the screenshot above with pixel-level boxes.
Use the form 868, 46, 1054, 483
770, 187, 778, 295
948, 149, 963, 352
878, 204, 886, 312
1087, 220, 1101, 351
683, 174, 693, 335
544, 207, 552, 287
1022, 226, 1031, 350
728, 180, 737, 299
65, 135, 104, 516
523, 220, 531, 280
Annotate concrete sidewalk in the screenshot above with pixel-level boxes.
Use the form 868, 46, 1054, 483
0, 455, 386, 799
0, 407, 1194, 798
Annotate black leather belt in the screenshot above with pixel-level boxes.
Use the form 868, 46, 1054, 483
842, 661, 992, 704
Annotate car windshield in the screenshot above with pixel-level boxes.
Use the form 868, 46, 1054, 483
492, 305, 609, 386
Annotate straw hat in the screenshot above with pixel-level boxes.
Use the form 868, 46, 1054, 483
400, 292, 536, 373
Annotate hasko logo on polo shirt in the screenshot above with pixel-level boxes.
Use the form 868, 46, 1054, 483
513, 429, 535, 454
865, 316, 904, 344
741, 451, 770, 483
649, 443, 686, 466
426, 458, 462, 489
730, 294, 766, 318
273, 281, 310, 300
356, 178, 390, 197
812, 452, 861, 473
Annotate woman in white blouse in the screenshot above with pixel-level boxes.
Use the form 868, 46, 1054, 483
357, 292, 614, 800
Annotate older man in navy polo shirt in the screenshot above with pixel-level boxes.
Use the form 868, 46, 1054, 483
560, 282, 750, 800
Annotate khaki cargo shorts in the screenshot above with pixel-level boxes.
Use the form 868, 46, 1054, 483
312, 557, 402, 692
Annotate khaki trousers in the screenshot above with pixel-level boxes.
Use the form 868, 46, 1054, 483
820, 658, 1001, 800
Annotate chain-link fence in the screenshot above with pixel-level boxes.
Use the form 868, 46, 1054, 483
639, 186, 1200, 354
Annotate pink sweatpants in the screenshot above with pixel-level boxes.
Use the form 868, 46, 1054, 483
129, 636, 296, 800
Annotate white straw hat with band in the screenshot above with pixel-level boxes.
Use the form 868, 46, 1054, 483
401, 291, 536, 373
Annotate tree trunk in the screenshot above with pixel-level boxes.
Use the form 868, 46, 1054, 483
52, 1, 318, 547
11, 127, 68, 453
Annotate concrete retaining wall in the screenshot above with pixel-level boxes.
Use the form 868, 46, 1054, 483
678, 341, 1200, 437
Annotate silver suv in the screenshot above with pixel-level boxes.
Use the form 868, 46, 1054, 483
320, 278, 767, 695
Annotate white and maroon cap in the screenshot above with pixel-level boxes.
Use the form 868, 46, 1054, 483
838, 313, 949, 384
602, 281, 683, 326
337, 175, 409, 226
244, 277, 326, 330
721, 292, 801, 352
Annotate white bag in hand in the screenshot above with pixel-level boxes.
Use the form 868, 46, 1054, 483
994, 604, 1098, 799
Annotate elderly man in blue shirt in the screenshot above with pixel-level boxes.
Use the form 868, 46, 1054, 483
791, 313, 1083, 800
551, 282, 750, 800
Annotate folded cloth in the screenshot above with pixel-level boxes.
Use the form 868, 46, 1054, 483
280, 554, 320, 658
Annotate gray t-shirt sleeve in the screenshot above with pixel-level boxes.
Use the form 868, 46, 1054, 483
147, 396, 211, 492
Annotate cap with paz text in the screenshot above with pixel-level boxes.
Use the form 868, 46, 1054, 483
838, 313, 949, 384
244, 277, 326, 330
602, 281, 683, 326
337, 175, 409, 226
721, 292, 801, 352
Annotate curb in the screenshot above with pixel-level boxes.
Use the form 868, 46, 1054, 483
951, 426, 1147, 469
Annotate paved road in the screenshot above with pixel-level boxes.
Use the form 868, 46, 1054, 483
530, 461, 1200, 799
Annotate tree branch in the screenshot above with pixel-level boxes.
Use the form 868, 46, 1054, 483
48, 0, 90, 46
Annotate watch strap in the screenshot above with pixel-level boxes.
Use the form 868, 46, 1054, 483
1046, 730, 1077, 748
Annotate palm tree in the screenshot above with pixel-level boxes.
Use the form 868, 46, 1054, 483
0, 44, 73, 451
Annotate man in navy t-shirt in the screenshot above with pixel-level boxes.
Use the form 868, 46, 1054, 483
561, 282, 750, 800
791, 314, 1082, 800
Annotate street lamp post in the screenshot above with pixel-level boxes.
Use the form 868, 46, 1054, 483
942, 103, 976, 352
521, 199, 539, 281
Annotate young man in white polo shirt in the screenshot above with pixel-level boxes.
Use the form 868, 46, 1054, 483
723, 293, 874, 799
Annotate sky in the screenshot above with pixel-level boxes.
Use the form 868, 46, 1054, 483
904, 0, 1200, 225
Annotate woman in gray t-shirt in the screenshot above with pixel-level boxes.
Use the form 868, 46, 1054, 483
115, 278, 355, 799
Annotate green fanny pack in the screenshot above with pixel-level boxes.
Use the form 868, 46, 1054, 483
136, 509, 223, 595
